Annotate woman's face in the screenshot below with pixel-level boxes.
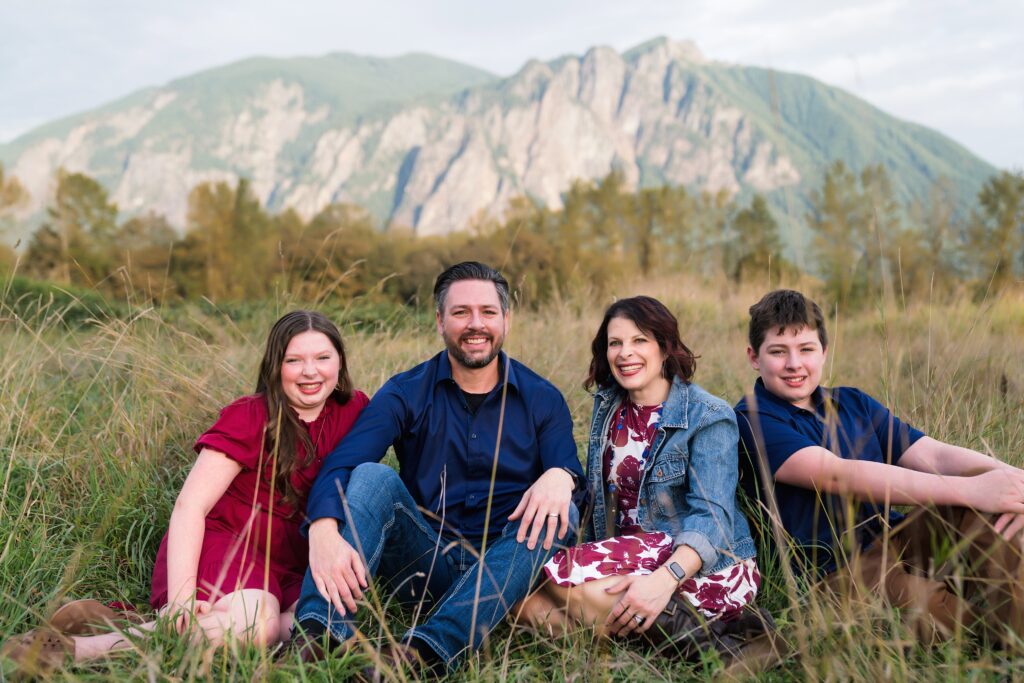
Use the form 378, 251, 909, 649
279, 330, 341, 421
605, 316, 671, 405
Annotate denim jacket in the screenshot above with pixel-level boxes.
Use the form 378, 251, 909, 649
583, 377, 756, 576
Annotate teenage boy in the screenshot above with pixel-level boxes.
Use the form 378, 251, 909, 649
735, 289, 1024, 643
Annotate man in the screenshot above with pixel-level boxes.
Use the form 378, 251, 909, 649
291, 261, 585, 674
735, 289, 1024, 644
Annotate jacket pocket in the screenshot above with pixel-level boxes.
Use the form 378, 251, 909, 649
646, 457, 687, 520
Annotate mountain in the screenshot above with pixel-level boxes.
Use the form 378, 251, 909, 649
0, 38, 996, 245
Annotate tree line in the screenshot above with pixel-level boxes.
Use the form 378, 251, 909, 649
1, 162, 1022, 308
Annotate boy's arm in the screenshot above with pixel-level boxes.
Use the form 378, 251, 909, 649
898, 436, 1020, 476
775, 445, 1024, 514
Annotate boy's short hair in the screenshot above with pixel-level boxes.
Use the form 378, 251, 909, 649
748, 289, 828, 352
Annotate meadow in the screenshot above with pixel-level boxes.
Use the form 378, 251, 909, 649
1, 273, 1022, 681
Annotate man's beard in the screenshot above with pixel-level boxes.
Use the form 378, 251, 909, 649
444, 329, 503, 369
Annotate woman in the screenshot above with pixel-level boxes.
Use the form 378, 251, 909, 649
2, 311, 368, 674
521, 296, 759, 649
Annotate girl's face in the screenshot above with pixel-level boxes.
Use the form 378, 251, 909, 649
280, 331, 341, 421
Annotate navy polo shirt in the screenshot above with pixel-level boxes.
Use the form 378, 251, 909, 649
734, 379, 925, 577
305, 350, 584, 545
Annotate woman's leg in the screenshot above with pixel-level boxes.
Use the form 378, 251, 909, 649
518, 576, 624, 637
71, 589, 283, 662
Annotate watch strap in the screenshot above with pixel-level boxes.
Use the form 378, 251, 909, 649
665, 561, 687, 582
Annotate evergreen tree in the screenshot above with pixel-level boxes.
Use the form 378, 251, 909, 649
965, 170, 1024, 295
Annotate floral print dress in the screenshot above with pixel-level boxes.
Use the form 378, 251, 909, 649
543, 398, 760, 618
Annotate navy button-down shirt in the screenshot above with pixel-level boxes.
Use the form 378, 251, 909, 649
305, 351, 584, 545
735, 378, 925, 577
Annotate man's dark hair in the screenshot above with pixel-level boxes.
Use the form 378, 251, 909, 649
748, 289, 828, 352
433, 261, 510, 315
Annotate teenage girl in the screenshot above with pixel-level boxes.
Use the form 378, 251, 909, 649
2, 311, 368, 673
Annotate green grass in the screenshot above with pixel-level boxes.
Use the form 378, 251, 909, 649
1, 274, 1023, 681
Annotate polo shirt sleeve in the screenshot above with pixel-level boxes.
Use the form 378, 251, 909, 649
735, 402, 817, 475
304, 381, 408, 528
856, 389, 926, 464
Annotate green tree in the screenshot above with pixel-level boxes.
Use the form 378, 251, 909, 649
25, 169, 117, 285
114, 212, 178, 300
807, 161, 899, 306
724, 194, 787, 285
965, 170, 1024, 295
182, 178, 274, 300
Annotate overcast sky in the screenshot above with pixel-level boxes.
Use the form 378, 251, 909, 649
2, 0, 1022, 168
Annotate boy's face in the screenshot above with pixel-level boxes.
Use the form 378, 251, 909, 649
747, 325, 827, 410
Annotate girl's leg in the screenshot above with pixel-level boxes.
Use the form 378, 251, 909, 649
72, 589, 283, 662
278, 601, 297, 641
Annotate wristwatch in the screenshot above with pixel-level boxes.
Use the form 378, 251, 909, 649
664, 561, 687, 583
559, 466, 582, 492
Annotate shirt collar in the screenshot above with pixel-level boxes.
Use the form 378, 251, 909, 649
435, 350, 519, 393
752, 377, 833, 417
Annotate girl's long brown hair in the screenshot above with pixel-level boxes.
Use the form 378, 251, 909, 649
255, 310, 353, 510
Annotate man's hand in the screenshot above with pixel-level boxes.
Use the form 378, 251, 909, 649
308, 517, 368, 616
508, 467, 574, 550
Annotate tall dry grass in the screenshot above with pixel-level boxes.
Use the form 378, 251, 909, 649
1, 274, 1022, 681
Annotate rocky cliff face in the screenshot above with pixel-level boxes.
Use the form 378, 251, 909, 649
0, 38, 993, 242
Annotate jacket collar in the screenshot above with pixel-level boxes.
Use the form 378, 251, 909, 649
595, 376, 690, 429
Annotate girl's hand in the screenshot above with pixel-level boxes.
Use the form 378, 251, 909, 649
604, 569, 678, 637
160, 599, 213, 634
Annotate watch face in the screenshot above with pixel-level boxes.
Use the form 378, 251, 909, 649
668, 562, 686, 581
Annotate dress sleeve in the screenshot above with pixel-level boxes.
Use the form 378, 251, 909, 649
193, 396, 267, 470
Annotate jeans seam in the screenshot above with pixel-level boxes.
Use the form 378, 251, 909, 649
404, 628, 454, 666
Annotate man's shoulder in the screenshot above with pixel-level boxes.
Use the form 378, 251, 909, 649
384, 352, 445, 392
508, 357, 565, 398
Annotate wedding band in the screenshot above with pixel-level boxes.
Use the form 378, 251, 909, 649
633, 614, 645, 625
547, 513, 559, 518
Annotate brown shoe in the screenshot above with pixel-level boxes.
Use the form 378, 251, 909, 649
50, 599, 124, 635
0, 626, 73, 676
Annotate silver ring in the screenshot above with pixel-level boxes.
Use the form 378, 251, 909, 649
633, 614, 645, 625
547, 513, 559, 518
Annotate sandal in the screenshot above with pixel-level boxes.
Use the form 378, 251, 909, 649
0, 626, 73, 675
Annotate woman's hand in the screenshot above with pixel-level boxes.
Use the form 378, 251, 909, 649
604, 568, 679, 637
159, 599, 213, 634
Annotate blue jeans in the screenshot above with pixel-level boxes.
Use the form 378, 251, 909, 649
296, 463, 578, 670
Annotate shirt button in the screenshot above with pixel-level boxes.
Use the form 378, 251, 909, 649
470, 433, 477, 439
656, 469, 664, 477
639, 498, 645, 506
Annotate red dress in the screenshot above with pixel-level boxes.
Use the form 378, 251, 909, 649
150, 391, 368, 610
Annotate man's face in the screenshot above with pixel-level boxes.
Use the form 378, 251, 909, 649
436, 279, 509, 370
747, 325, 827, 410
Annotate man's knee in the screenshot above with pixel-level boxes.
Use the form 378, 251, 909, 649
347, 462, 404, 501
